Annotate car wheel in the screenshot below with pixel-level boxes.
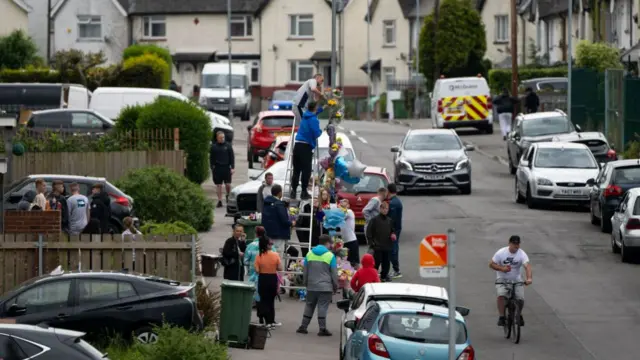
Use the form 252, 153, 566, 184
590, 204, 600, 225
611, 232, 621, 254
621, 237, 633, 263
600, 209, 612, 233
134, 326, 159, 344
514, 179, 525, 204
526, 184, 537, 209
460, 182, 471, 195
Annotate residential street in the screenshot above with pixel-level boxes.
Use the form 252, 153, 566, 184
202, 119, 640, 359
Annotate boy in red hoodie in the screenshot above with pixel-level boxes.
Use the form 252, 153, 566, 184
350, 253, 380, 292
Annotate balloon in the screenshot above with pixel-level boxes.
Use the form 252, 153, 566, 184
334, 156, 361, 184
347, 158, 367, 178
12, 142, 25, 156
319, 156, 331, 170
322, 208, 346, 230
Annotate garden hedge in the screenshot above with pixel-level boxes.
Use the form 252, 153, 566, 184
115, 104, 143, 132
136, 97, 212, 184
119, 53, 170, 89
488, 67, 568, 94
123, 44, 172, 69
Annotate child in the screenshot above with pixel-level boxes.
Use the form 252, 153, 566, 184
350, 253, 380, 292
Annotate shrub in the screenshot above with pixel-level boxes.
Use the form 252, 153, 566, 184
123, 44, 172, 69
0, 66, 120, 91
195, 282, 221, 330
119, 53, 170, 89
488, 67, 568, 93
140, 221, 198, 236
576, 40, 624, 73
136, 97, 212, 184
114, 166, 214, 231
115, 105, 144, 132
0, 30, 41, 69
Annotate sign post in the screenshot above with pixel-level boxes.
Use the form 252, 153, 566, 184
446, 228, 456, 360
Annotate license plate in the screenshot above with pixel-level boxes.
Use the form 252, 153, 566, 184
560, 189, 583, 195
214, 105, 228, 110
355, 219, 365, 225
447, 107, 463, 114
423, 175, 446, 180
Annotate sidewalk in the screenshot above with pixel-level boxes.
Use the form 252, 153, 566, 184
199, 120, 342, 359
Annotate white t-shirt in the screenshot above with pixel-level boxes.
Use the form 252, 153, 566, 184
492, 247, 530, 281
342, 209, 357, 243
122, 229, 141, 236
293, 78, 318, 107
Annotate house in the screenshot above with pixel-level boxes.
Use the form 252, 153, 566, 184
51, 0, 130, 65
536, 0, 589, 64
24, 0, 57, 59
603, 0, 638, 64
0, 0, 31, 37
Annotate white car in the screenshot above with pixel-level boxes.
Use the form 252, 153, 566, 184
283, 131, 357, 166
514, 142, 600, 208
227, 161, 289, 215
610, 188, 640, 263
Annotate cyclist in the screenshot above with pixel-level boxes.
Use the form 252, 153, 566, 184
489, 235, 532, 327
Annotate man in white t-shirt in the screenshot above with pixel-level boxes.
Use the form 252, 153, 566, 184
292, 74, 325, 123
338, 199, 359, 267
489, 235, 533, 327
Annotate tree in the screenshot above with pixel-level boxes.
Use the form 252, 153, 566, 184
576, 40, 623, 73
418, 0, 487, 87
51, 49, 107, 84
0, 30, 41, 69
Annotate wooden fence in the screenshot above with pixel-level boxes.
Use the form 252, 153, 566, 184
0, 234, 197, 295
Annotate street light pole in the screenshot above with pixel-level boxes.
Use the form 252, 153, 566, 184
367, 0, 372, 122
46, 0, 51, 63
227, 0, 233, 121
567, 0, 573, 120
414, 0, 420, 120
331, 0, 337, 89
510, 0, 518, 120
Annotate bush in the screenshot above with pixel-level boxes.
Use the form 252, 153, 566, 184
576, 40, 624, 73
136, 97, 212, 184
13, 128, 167, 152
488, 67, 568, 93
123, 44, 172, 69
119, 53, 170, 89
140, 221, 198, 236
114, 166, 214, 231
0, 30, 41, 69
195, 282, 221, 330
0, 66, 120, 91
116, 105, 144, 132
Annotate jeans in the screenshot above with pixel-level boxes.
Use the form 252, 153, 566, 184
390, 230, 401, 272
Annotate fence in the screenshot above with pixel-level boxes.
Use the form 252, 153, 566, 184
570, 68, 606, 132
0, 234, 198, 295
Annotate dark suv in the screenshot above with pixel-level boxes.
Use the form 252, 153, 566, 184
4, 174, 135, 233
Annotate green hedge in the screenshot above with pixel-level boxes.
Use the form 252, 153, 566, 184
119, 53, 170, 89
488, 67, 568, 93
123, 44, 172, 67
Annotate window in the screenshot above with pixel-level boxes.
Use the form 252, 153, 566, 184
77, 15, 102, 40
351, 288, 365, 309
379, 313, 467, 344
143, 15, 166, 38
534, 148, 598, 169
71, 112, 105, 129
289, 14, 314, 38
341, 174, 388, 194
521, 116, 574, 137
12, 280, 71, 314
230, 15, 252, 37
495, 15, 509, 43
28, 112, 71, 128
289, 60, 314, 83
357, 305, 380, 331
250, 61, 260, 84
383, 20, 396, 46
383, 67, 395, 83
0, 335, 45, 359
78, 280, 137, 304
261, 116, 295, 128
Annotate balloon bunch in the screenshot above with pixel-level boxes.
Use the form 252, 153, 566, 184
318, 123, 367, 199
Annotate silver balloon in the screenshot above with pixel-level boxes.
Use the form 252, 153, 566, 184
347, 158, 367, 178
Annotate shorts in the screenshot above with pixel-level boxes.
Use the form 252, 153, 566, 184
212, 167, 232, 185
496, 283, 525, 300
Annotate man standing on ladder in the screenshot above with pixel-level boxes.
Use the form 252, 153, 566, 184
292, 74, 325, 124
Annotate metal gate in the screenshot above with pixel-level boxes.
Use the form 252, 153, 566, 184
605, 69, 625, 151
623, 76, 640, 146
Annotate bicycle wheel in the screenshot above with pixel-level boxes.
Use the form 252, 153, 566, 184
503, 304, 512, 339
511, 305, 521, 344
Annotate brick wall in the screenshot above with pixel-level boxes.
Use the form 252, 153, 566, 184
4, 211, 61, 234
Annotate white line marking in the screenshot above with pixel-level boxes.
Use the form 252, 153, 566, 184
357, 136, 368, 144
338, 125, 345, 130
349, 130, 356, 136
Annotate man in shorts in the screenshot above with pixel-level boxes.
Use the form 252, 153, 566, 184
210, 131, 235, 208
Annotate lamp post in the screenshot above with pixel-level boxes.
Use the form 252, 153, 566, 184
331, 0, 337, 89
227, 0, 233, 121
414, 0, 420, 120
567, 0, 573, 120
367, 0, 371, 122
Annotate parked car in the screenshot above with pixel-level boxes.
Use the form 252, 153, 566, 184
588, 159, 640, 232
514, 142, 599, 209
4, 174, 136, 233
552, 132, 617, 164
247, 110, 297, 168
25, 109, 114, 133
507, 110, 580, 174
260, 135, 290, 169
268, 90, 296, 111
341, 300, 474, 360
227, 161, 289, 215
0, 271, 203, 344
520, 77, 567, 92
610, 187, 640, 262
391, 129, 474, 194
0, 324, 107, 359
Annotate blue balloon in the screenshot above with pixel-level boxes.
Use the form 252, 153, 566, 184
322, 208, 346, 230
334, 156, 361, 184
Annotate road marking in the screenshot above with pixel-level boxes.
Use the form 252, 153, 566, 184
357, 136, 368, 144
338, 125, 345, 130
349, 130, 356, 136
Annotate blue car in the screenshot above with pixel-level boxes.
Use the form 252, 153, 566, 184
342, 300, 475, 360
268, 90, 296, 110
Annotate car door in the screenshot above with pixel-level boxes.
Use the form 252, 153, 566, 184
517, 146, 534, 191
507, 119, 522, 165
590, 164, 609, 216
611, 192, 629, 236
344, 288, 366, 339
70, 111, 111, 133
347, 305, 380, 359
0, 279, 74, 328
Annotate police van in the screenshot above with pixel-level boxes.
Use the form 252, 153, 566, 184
430, 75, 493, 134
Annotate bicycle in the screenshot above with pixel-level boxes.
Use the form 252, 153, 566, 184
497, 281, 525, 344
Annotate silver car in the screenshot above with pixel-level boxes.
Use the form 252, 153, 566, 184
514, 142, 600, 208
610, 188, 640, 263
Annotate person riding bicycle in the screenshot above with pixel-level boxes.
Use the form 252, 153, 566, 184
489, 235, 532, 327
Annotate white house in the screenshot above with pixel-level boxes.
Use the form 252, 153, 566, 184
51, 0, 129, 65
0, 0, 31, 37
24, 0, 57, 59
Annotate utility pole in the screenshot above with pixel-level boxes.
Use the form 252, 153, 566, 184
433, 0, 440, 83
567, 0, 573, 120
331, 0, 337, 89
414, 0, 420, 120
510, 0, 518, 120
46, 0, 52, 63
367, 0, 372, 122
227, 0, 233, 121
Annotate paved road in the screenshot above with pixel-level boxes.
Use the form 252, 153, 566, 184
333, 119, 640, 359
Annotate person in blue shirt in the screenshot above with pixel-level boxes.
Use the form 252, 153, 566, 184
387, 183, 403, 279
290, 101, 323, 200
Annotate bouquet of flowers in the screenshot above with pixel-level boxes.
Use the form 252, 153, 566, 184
332, 237, 349, 259
288, 206, 299, 222
287, 259, 305, 287
337, 259, 355, 289
322, 87, 345, 124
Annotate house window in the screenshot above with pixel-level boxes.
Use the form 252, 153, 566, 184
77, 15, 102, 40
143, 15, 166, 38
383, 67, 396, 83
289, 14, 314, 38
290, 61, 314, 83
250, 61, 260, 84
495, 15, 509, 43
230, 15, 252, 37
383, 20, 396, 46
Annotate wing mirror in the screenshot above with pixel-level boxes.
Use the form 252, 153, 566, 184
256, 150, 267, 157
575, 124, 582, 132
390, 145, 400, 153
513, 133, 521, 141
586, 178, 595, 186
343, 320, 357, 330
599, 162, 605, 169
336, 299, 351, 313
8, 303, 26, 316
247, 125, 252, 131
456, 306, 470, 316
464, 144, 475, 151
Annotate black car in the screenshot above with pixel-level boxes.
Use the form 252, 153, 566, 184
588, 160, 640, 233
0, 272, 203, 344
26, 109, 114, 133
0, 324, 106, 359
551, 132, 617, 164
4, 174, 135, 233
507, 110, 580, 174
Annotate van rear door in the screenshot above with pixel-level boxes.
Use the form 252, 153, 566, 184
438, 78, 491, 122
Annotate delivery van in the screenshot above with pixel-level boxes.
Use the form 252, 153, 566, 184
198, 62, 252, 121
0, 83, 91, 117
430, 76, 493, 134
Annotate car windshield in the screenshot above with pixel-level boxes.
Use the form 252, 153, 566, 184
272, 91, 296, 101
341, 173, 388, 194
317, 147, 355, 162
262, 116, 295, 128
534, 148, 597, 169
404, 134, 461, 151
521, 116, 574, 137
257, 162, 288, 181
378, 313, 467, 344
613, 166, 640, 184
201, 74, 245, 89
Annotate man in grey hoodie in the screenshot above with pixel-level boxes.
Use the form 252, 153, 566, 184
362, 187, 388, 243
297, 235, 338, 336
256, 172, 274, 213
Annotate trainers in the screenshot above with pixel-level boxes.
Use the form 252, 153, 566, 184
391, 271, 402, 279
269, 322, 282, 328
216, 201, 223, 208
289, 189, 297, 199
519, 315, 524, 326
296, 327, 308, 334
301, 192, 311, 200
497, 316, 506, 326
318, 329, 332, 336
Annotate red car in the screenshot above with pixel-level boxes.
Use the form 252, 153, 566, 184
261, 135, 290, 169
247, 110, 297, 168
334, 167, 390, 242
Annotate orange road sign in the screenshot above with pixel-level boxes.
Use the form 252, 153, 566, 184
419, 234, 448, 278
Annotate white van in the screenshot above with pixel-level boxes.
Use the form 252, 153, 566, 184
0, 83, 91, 115
430, 76, 493, 134
90, 87, 234, 142
198, 62, 252, 121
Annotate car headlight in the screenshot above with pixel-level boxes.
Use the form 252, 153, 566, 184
235, 96, 247, 105
536, 178, 554, 186
398, 160, 413, 171
271, 104, 280, 110
199, 97, 207, 105
455, 159, 470, 170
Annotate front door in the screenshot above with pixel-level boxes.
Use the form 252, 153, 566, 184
322, 65, 332, 87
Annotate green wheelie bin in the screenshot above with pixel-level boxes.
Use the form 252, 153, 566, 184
219, 280, 255, 347
237, 218, 261, 240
